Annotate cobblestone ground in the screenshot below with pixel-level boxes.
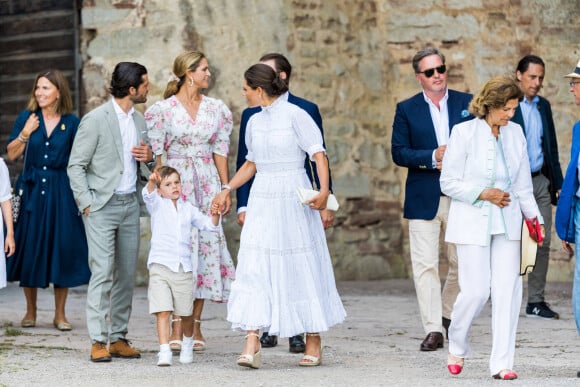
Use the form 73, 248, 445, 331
0, 279, 579, 386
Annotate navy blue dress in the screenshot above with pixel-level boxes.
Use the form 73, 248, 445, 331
7, 110, 90, 288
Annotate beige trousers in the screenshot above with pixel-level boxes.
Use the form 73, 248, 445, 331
408, 196, 459, 334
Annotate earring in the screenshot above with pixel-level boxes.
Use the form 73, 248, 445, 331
189, 78, 194, 87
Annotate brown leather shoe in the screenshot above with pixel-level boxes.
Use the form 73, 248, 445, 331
109, 338, 141, 359
420, 332, 444, 351
90, 342, 112, 362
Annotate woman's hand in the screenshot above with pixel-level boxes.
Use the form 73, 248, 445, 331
320, 209, 334, 229
212, 189, 231, 215
538, 225, 545, 247
22, 113, 40, 137
306, 190, 330, 211
4, 233, 15, 257
479, 188, 511, 208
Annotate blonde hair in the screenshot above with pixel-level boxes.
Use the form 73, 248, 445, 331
469, 76, 523, 119
163, 51, 206, 99
26, 69, 73, 114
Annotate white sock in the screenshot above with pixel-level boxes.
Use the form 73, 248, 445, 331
160, 343, 170, 353
182, 336, 193, 345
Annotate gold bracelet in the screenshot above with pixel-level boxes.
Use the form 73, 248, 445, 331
17, 134, 29, 143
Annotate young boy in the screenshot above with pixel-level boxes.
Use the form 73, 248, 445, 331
143, 166, 219, 366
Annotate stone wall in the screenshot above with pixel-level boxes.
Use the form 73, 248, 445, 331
80, 0, 580, 283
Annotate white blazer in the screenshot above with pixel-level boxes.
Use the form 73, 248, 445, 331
441, 118, 541, 246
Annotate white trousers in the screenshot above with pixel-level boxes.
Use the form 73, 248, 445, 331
449, 235, 522, 375
408, 196, 459, 333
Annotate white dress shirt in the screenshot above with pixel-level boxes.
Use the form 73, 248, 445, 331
424, 90, 449, 167
112, 98, 138, 194
143, 188, 219, 272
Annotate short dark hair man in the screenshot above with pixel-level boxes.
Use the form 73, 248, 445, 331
68, 62, 154, 362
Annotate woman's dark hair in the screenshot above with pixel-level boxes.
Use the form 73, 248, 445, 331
259, 53, 292, 85
27, 69, 73, 114
109, 62, 148, 98
244, 63, 288, 97
469, 76, 523, 119
156, 166, 180, 186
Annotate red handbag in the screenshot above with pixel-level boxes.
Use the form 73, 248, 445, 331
524, 217, 543, 244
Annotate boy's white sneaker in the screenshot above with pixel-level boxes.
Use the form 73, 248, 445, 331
179, 339, 194, 364
157, 350, 173, 366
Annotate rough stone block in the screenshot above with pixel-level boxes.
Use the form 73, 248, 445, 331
82, 8, 131, 29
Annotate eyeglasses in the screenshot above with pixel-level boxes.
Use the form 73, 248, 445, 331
418, 65, 446, 78
570, 81, 580, 87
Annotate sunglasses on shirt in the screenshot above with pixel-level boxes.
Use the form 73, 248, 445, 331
418, 65, 447, 78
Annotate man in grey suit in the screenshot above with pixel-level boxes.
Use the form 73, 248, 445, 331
68, 62, 153, 362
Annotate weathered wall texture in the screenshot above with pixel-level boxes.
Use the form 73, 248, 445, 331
80, 0, 580, 283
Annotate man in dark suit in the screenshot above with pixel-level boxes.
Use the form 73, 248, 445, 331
512, 55, 563, 319
235, 53, 333, 353
391, 47, 472, 351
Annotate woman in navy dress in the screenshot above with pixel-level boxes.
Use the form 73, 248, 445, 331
6, 69, 90, 331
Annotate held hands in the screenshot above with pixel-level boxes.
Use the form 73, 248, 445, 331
212, 189, 232, 216
480, 188, 511, 208
131, 141, 153, 162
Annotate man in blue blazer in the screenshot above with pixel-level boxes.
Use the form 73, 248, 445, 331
235, 53, 333, 353
391, 47, 472, 351
512, 55, 564, 320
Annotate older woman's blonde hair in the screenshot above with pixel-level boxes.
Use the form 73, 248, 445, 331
26, 69, 73, 114
469, 76, 523, 119
163, 51, 206, 99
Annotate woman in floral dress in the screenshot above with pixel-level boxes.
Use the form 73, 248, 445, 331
145, 51, 234, 352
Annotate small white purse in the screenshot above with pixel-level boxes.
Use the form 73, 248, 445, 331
296, 187, 339, 211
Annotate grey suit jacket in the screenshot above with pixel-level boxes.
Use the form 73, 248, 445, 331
68, 99, 149, 213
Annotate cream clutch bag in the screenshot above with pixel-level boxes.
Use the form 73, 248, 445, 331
296, 188, 339, 211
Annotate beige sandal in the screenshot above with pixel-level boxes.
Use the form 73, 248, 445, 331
237, 333, 261, 369
169, 318, 182, 353
193, 319, 206, 351
299, 333, 322, 367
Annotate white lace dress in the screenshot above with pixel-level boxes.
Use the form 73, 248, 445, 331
227, 98, 346, 337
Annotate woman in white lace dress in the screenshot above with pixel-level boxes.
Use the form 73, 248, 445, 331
145, 51, 234, 352
214, 64, 345, 369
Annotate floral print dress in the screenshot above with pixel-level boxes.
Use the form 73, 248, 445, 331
145, 95, 235, 302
